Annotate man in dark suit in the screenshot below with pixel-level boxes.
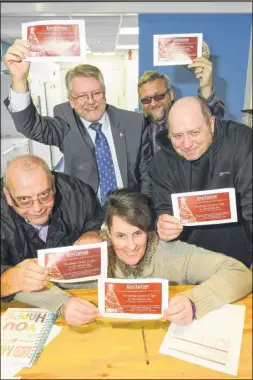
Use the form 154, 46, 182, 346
3, 39, 152, 204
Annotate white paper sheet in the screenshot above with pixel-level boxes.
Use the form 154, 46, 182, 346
159, 304, 246, 376
1, 324, 62, 379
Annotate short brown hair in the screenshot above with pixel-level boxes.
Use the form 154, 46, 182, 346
65, 64, 105, 96
138, 71, 171, 95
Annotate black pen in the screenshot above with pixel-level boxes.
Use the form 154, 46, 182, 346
141, 326, 150, 365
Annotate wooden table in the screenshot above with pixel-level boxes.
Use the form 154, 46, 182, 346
1, 286, 252, 379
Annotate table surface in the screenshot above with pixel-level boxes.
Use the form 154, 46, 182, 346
1, 286, 252, 379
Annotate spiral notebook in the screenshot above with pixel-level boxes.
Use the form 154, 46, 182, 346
1, 308, 56, 367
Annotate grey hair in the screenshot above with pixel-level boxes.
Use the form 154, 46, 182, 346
65, 64, 106, 96
196, 96, 213, 122
3, 155, 52, 190
168, 96, 213, 127
138, 70, 171, 95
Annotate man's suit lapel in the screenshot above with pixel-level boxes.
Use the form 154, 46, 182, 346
107, 105, 128, 187
60, 103, 95, 152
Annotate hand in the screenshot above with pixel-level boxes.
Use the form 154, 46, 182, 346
62, 297, 99, 326
187, 57, 213, 99
163, 294, 193, 326
157, 214, 183, 241
3, 39, 31, 84
15, 258, 49, 292
73, 231, 102, 246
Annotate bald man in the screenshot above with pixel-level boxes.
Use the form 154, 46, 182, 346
1, 155, 104, 326
151, 97, 252, 267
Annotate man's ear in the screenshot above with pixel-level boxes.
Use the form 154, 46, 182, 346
68, 96, 74, 109
51, 174, 55, 189
210, 116, 216, 134
169, 88, 175, 101
3, 187, 13, 207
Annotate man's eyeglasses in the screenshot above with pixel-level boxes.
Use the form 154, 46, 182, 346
71, 91, 105, 104
9, 188, 56, 209
140, 89, 170, 105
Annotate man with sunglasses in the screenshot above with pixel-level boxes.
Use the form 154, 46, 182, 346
3, 40, 152, 204
1, 155, 104, 326
138, 57, 225, 152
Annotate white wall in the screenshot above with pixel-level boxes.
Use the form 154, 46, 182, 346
27, 62, 64, 168
59, 54, 127, 109
243, 29, 252, 111
242, 28, 252, 127
58, 52, 139, 111
124, 50, 139, 112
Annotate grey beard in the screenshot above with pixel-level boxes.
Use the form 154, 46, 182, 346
146, 110, 167, 125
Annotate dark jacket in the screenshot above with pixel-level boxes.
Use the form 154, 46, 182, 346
151, 119, 252, 267
1, 172, 104, 286
5, 99, 152, 198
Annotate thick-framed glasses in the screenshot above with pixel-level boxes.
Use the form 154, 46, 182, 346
9, 188, 56, 209
140, 89, 170, 105
71, 91, 105, 104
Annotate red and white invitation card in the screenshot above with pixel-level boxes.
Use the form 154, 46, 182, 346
22, 20, 86, 62
171, 188, 238, 226
38, 242, 107, 283
153, 33, 202, 66
98, 278, 169, 320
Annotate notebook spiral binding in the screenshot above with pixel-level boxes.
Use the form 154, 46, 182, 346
27, 312, 57, 366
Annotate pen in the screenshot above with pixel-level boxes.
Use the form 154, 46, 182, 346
141, 326, 150, 365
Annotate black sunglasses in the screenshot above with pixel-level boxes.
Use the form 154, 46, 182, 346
140, 89, 170, 105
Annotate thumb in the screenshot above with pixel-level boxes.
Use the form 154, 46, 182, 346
168, 296, 178, 307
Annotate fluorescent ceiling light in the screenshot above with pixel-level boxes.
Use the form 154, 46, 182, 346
119, 27, 139, 35
116, 45, 139, 50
